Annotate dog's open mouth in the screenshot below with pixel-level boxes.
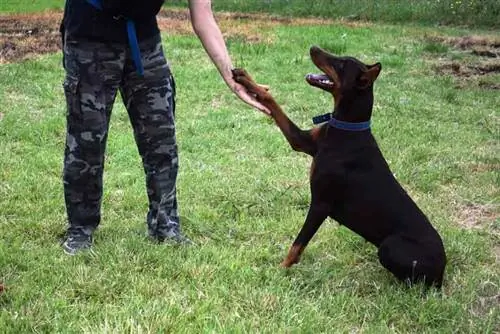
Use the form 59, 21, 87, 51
305, 73, 335, 90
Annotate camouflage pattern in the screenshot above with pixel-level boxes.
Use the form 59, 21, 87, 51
62, 34, 181, 240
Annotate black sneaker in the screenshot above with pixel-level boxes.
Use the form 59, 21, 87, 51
148, 229, 192, 245
148, 216, 193, 245
157, 231, 192, 245
62, 233, 93, 255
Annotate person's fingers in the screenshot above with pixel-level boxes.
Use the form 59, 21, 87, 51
239, 93, 271, 115
228, 79, 271, 115
257, 84, 270, 91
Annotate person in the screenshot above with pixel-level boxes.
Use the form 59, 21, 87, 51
60, 0, 269, 255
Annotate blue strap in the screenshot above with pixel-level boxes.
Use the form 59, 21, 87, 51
328, 118, 371, 131
86, 0, 144, 76
86, 0, 102, 10
126, 20, 144, 76
312, 112, 371, 131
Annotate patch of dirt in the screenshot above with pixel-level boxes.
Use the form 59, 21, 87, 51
428, 35, 500, 58
156, 9, 337, 43
0, 9, 337, 64
434, 60, 500, 89
427, 34, 500, 90
435, 61, 500, 77
0, 12, 62, 63
455, 202, 499, 231
470, 281, 500, 319
494, 245, 500, 264
477, 81, 500, 90
467, 163, 500, 173
430, 35, 500, 50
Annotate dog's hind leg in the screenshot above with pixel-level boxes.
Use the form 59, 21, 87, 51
378, 235, 444, 288
281, 203, 329, 268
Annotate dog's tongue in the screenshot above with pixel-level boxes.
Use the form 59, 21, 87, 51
305, 73, 334, 87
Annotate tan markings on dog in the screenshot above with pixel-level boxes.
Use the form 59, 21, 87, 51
310, 127, 322, 141
281, 244, 303, 267
311, 55, 343, 107
310, 159, 316, 180
234, 68, 292, 139
323, 67, 343, 108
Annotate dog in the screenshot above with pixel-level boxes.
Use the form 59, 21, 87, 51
232, 46, 446, 288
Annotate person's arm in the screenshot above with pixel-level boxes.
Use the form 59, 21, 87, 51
188, 0, 270, 114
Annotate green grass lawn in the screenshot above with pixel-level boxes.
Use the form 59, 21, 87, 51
0, 0, 64, 13
1, 0, 499, 28
0, 8, 499, 334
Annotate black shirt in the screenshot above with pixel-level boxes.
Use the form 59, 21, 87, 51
61, 0, 164, 43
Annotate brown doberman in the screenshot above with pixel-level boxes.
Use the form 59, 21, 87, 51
232, 46, 446, 288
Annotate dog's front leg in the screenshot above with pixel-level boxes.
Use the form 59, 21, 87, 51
232, 68, 318, 156
281, 203, 329, 267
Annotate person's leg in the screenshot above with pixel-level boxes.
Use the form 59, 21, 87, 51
120, 35, 188, 243
62, 37, 124, 254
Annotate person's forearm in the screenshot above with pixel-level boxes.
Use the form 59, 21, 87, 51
189, 1, 233, 82
188, 0, 270, 114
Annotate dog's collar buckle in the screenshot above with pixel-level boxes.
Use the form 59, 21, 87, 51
312, 113, 332, 125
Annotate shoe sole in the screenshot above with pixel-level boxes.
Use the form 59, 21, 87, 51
62, 243, 91, 256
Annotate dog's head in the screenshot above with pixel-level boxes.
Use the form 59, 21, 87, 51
306, 46, 381, 117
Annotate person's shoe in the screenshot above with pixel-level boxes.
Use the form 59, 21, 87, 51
149, 229, 192, 245
158, 231, 193, 245
62, 232, 92, 255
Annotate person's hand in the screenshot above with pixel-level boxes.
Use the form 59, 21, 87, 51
187, 0, 270, 115
226, 76, 271, 115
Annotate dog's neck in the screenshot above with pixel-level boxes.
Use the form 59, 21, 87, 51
332, 88, 374, 123
328, 118, 371, 131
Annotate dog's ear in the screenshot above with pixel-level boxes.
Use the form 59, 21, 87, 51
357, 62, 381, 89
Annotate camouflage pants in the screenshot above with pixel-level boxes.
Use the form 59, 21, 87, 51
62, 34, 180, 238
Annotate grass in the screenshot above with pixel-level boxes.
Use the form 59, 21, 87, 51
0, 0, 63, 13
1, 6, 500, 334
1, 0, 499, 28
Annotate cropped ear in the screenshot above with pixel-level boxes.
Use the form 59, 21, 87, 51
357, 62, 382, 89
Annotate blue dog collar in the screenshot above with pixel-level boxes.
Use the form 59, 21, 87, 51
86, 0, 144, 76
329, 118, 371, 131
312, 112, 371, 131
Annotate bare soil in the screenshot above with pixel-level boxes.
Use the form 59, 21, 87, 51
0, 9, 336, 64
456, 202, 499, 231
428, 35, 500, 90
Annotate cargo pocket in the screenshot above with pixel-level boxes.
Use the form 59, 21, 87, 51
63, 74, 81, 118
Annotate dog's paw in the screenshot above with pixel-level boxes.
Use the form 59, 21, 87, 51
232, 68, 274, 106
231, 67, 248, 77
231, 68, 252, 83
232, 69, 269, 91
280, 258, 299, 268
